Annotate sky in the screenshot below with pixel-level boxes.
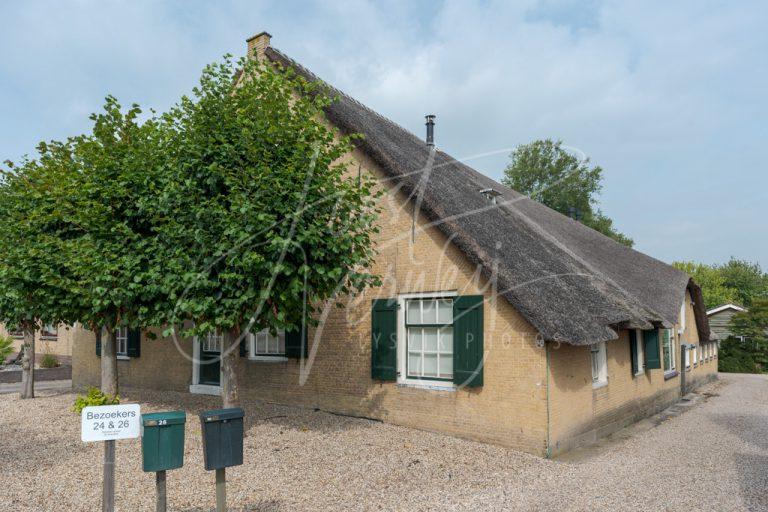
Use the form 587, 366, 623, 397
1, 0, 766, 268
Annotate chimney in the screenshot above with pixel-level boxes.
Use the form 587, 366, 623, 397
425, 114, 436, 146
246, 31, 272, 61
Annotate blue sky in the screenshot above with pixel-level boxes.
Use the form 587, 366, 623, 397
1, 0, 766, 267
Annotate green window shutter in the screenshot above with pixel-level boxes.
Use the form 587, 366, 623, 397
371, 299, 397, 381
285, 328, 308, 359
453, 295, 484, 387
95, 330, 101, 357
629, 330, 638, 376
643, 330, 661, 369
127, 329, 141, 358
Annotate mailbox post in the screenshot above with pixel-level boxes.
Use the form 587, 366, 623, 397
141, 411, 186, 512
199, 408, 244, 512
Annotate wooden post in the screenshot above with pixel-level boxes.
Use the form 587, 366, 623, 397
103, 440, 115, 512
101, 326, 118, 512
215, 468, 226, 512
156, 470, 167, 512
20, 324, 35, 399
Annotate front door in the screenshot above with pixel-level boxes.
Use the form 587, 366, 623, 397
198, 332, 222, 386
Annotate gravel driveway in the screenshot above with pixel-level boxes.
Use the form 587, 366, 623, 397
0, 373, 765, 511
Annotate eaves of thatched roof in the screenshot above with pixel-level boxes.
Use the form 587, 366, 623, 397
265, 46, 710, 346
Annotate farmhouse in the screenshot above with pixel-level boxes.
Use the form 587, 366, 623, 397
72, 32, 717, 456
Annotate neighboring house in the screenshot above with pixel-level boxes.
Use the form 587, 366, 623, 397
0, 322, 75, 364
71, 32, 717, 457
707, 303, 746, 341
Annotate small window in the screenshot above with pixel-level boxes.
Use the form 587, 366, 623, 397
590, 341, 608, 386
405, 297, 454, 381
249, 329, 285, 357
202, 331, 223, 353
685, 345, 691, 369
633, 329, 645, 375
8, 328, 24, 338
662, 329, 676, 373
692, 345, 698, 366
41, 323, 58, 339
115, 327, 129, 357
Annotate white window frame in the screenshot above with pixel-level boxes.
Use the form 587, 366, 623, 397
116, 327, 129, 360
396, 290, 457, 390
248, 328, 287, 361
692, 345, 697, 367
685, 344, 691, 369
634, 329, 645, 376
662, 329, 676, 374
591, 341, 608, 388
678, 299, 686, 336
41, 323, 58, 339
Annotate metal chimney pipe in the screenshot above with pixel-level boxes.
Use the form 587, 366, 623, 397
425, 115, 436, 146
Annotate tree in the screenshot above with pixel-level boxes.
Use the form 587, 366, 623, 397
502, 139, 633, 247
718, 258, 768, 308
0, 150, 80, 398
723, 298, 768, 373
156, 56, 380, 408
672, 261, 738, 310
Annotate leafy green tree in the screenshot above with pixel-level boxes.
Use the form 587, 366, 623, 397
502, 139, 633, 247
155, 56, 380, 408
722, 298, 768, 373
0, 151, 81, 398
672, 261, 738, 310
718, 258, 768, 307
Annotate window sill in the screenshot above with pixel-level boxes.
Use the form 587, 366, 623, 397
189, 384, 221, 396
633, 371, 645, 378
248, 356, 288, 362
664, 370, 679, 381
592, 381, 608, 390
397, 381, 456, 392
40, 336, 58, 341
117, 355, 130, 361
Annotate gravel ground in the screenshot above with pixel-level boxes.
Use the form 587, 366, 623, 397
0, 373, 765, 511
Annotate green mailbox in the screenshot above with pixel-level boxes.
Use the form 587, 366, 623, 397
199, 408, 244, 470
141, 411, 186, 472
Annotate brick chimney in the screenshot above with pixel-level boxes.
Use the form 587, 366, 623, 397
246, 31, 272, 61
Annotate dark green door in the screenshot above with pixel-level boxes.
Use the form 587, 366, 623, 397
199, 334, 221, 386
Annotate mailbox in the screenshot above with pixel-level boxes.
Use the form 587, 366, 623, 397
199, 408, 244, 471
141, 411, 186, 472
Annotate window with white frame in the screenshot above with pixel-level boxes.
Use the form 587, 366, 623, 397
249, 328, 285, 357
678, 300, 686, 335
202, 331, 223, 353
662, 329, 676, 372
685, 344, 691, 369
699, 344, 704, 364
405, 297, 454, 381
692, 345, 697, 366
41, 323, 58, 339
633, 329, 644, 375
116, 327, 129, 357
590, 341, 608, 386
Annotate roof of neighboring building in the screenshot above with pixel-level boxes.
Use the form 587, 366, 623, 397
264, 45, 710, 346
707, 303, 747, 316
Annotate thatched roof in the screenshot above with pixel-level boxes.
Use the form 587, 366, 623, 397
265, 46, 710, 345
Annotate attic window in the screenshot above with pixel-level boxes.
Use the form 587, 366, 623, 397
479, 188, 501, 205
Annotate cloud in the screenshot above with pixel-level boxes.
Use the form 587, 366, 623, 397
0, 0, 766, 267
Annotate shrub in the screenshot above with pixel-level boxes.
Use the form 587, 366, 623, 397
72, 387, 120, 414
0, 334, 13, 365
718, 338, 761, 373
40, 353, 60, 368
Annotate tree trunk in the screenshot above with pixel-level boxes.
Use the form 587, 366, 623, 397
220, 329, 241, 408
20, 324, 35, 399
101, 326, 118, 396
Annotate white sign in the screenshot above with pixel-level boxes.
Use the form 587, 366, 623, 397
81, 404, 141, 442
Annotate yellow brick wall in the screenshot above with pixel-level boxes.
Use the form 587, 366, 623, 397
547, 290, 717, 454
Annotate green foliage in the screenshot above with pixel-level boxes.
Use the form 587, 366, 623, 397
39, 352, 60, 368
719, 259, 768, 307
720, 299, 768, 374
673, 259, 767, 310
673, 261, 738, 310
502, 139, 633, 247
155, 56, 381, 338
72, 386, 120, 414
0, 334, 14, 364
